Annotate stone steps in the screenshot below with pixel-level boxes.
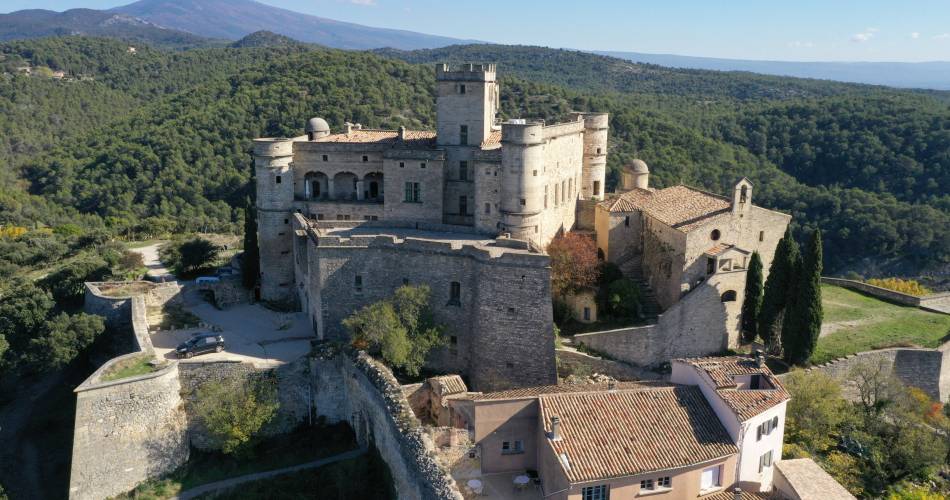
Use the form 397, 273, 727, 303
615, 252, 661, 321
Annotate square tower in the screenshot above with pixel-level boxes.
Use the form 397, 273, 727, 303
435, 63, 498, 147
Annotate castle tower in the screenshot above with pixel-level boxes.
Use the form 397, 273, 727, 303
572, 112, 609, 200
499, 120, 545, 242
435, 63, 498, 147
254, 137, 296, 306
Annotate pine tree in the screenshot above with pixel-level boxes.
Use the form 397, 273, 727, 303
758, 226, 800, 354
241, 196, 260, 290
741, 252, 764, 343
782, 229, 823, 365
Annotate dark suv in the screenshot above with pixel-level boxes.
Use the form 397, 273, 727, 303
176, 333, 225, 358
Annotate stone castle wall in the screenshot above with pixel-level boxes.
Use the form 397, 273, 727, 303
822, 277, 950, 314
69, 295, 187, 500
778, 341, 950, 402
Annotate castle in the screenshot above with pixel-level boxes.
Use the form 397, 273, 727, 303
255, 62, 790, 390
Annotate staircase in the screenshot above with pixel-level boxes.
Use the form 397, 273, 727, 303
616, 251, 662, 322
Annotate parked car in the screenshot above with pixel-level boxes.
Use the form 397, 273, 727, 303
176, 333, 225, 358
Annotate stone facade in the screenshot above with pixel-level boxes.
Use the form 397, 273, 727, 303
293, 214, 557, 391
255, 63, 608, 305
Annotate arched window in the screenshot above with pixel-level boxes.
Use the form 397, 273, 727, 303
721, 290, 737, 302
711, 229, 721, 241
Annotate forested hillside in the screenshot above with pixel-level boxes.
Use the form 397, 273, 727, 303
1, 37, 947, 285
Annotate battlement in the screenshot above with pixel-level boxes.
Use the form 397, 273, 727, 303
501, 120, 545, 145
435, 62, 497, 82
253, 137, 300, 157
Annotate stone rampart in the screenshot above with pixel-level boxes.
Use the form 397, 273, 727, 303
822, 277, 950, 314
778, 341, 950, 402
84, 281, 182, 330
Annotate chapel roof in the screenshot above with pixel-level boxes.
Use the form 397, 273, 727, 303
600, 185, 733, 233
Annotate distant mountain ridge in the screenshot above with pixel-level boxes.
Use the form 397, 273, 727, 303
0, 7, 217, 49
111, 0, 478, 50
597, 50, 950, 90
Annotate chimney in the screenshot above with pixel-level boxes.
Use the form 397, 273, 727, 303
399, 126, 407, 140
550, 416, 561, 441
733, 487, 742, 500
754, 350, 765, 368
344, 122, 353, 134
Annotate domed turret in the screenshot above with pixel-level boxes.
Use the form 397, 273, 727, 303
622, 159, 650, 190
305, 117, 330, 140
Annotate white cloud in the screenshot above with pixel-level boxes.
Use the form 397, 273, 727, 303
787, 41, 815, 48
851, 32, 873, 43
935, 33, 950, 40
349, 0, 377, 5
910, 32, 920, 39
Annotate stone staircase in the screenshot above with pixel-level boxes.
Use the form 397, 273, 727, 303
616, 252, 661, 321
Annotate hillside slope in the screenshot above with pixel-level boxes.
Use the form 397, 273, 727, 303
112, 0, 476, 49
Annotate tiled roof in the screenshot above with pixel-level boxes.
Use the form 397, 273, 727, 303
775, 459, 857, 500
704, 244, 750, 257
705, 491, 774, 500
481, 130, 502, 148
470, 380, 669, 401
677, 357, 790, 421
429, 375, 467, 397
601, 185, 733, 233
318, 129, 437, 148
539, 386, 737, 483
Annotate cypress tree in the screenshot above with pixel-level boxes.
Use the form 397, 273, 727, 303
758, 226, 800, 354
241, 196, 260, 290
741, 252, 764, 343
782, 229, 823, 365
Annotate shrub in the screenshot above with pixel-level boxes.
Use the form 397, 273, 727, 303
866, 278, 931, 297
193, 374, 279, 455
547, 232, 600, 298
606, 278, 639, 319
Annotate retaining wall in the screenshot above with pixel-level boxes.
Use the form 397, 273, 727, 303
822, 277, 950, 314
778, 342, 950, 402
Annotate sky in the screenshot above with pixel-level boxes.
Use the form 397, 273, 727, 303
4, 0, 950, 62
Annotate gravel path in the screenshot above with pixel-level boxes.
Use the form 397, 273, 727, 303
172, 448, 365, 500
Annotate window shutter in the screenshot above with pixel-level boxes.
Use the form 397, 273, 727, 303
772, 416, 779, 430
757, 424, 762, 441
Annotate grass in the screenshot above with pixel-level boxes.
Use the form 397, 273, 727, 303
811, 284, 950, 365
195, 447, 394, 500
100, 355, 163, 382
114, 423, 359, 499
98, 282, 154, 297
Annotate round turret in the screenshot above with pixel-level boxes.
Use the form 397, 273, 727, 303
305, 117, 330, 140
622, 159, 650, 190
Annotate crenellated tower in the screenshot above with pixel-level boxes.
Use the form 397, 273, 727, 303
572, 112, 609, 200
435, 63, 498, 147
254, 137, 297, 306
499, 120, 545, 242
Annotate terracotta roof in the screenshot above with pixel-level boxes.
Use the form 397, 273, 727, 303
704, 244, 750, 257
318, 129, 437, 148
481, 130, 502, 148
429, 375, 467, 397
775, 459, 857, 500
705, 491, 774, 500
539, 386, 737, 483
601, 185, 733, 233
677, 357, 790, 421
470, 380, 669, 401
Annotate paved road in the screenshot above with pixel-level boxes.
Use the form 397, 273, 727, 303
173, 448, 366, 500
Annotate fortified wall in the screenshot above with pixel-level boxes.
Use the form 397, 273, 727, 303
294, 215, 558, 391
778, 341, 950, 403
822, 277, 950, 314
70, 282, 462, 500
573, 271, 743, 366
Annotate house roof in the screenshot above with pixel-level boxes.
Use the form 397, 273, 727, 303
676, 357, 790, 421
539, 386, 737, 483
774, 459, 857, 500
428, 375, 467, 397
481, 130, 502, 148
600, 185, 733, 233
317, 128, 437, 148
468, 380, 670, 402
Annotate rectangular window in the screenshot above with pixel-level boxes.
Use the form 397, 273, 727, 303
759, 230, 765, 242
284, 218, 289, 224
459, 125, 468, 145
554, 184, 560, 207
275, 175, 282, 184
700, 465, 721, 491
336, 215, 344, 221
501, 440, 524, 455
640, 479, 654, 490
420, 162, 426, 169
583, 307, 590, 321
581, 484, 608, 500
322, 154, 328, 162
459, 196, 468, 214
317, 214, 325, 220
459, 161, 469, 181
362, 155, 368, 162
450, 335, 458, 345
449, 281, 461, 305
707, 257, 716, 275
484, 203, 491, 214
404, 182, 421, 203
520, 198, 526, 206
658, 477, 671, 488
399, 162, 405, 168
354, 275, 363, 293
593, 180, 601, 196
459, 83, 466, 94
624, 216, 630, 227
759, 450, 773, 472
